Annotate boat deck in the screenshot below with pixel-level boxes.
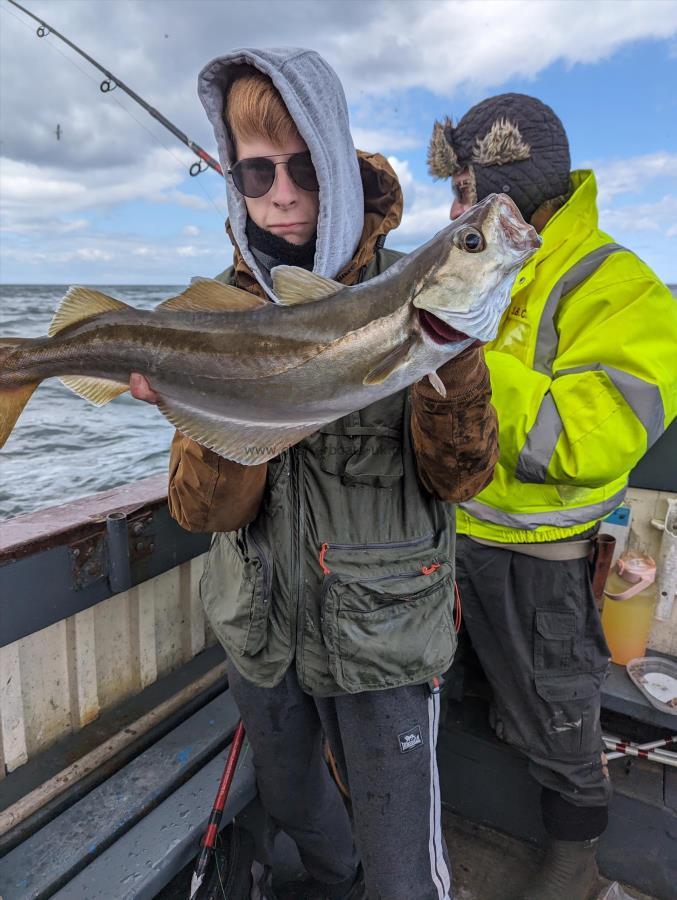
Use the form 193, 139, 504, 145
444, 811, 655, 900
157, 809, 657, 899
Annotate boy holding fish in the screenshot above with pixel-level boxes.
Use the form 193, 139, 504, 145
131, 49, 503, 899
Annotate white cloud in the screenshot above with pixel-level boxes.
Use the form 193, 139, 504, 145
0, 149, 193, 225
2, 0, 676, 280
2, 0, 676, 174
3, 246, 115, 264
587, 152, 677, 203
72, 248, 114, 262
330, 0, 677, 97
0, 148, 225, 234
2, 230, 227, 280
388, 157, 415, 190
176, 245, 214, 258
182, 224, 200, 236
587, 152, 677, 248
599, 195, 677, 234
0, 217, 89, 236
159, 191, 218, 213
387, 155, 451, 248
351, 127, 420, 153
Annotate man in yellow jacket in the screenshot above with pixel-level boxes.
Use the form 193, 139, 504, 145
428, 94, 677, 900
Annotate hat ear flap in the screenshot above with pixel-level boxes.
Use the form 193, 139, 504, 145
427, 116, 460, 179
471, 118, 531, 167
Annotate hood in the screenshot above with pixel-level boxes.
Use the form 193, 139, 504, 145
226, 151, 403, 296
198, 48, 365, 301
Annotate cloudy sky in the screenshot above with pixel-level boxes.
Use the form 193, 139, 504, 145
1, 0, 676, 285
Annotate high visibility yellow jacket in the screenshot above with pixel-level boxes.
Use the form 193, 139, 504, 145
457, 169, 677, 543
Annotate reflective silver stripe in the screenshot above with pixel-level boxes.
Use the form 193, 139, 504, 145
557, 364, 665, 448
460, 487, 627, 530
518, 244, 635, 483
514, 364, 664, 485
534, 243, 628, 376
515, 393, 563, 483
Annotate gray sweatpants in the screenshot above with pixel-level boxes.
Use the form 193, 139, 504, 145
455, 535, 612, 824
227, 662, 452, 900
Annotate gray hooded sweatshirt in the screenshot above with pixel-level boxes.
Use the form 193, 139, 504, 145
196, 52, 457, 697
197, 48, 365, 302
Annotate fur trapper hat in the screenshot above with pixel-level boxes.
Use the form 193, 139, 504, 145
428, 93, 570, 222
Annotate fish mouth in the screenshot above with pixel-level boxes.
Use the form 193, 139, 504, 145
419, 309, 470, 345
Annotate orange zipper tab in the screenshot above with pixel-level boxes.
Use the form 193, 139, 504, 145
319, 542, 331, 575
421, 562, 441, 576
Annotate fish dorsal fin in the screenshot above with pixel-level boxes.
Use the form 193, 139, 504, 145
157, 280, 267, 313
157, 398, 322, 465
272, 266, 342, 305
363, 336, 417, 386
49, 287, 131, 337
60, 375, 128, 406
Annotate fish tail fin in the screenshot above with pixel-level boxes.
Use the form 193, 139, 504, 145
49, 286, 131, 337
0, 382, 39, 447
0, 339, 39, 448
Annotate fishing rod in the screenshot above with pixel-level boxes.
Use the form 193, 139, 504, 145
5, 0, 223, 179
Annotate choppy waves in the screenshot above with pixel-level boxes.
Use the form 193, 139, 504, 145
0, 285, 179, 519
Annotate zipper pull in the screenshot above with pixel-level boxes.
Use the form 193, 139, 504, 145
319, 542, 331, 575
421, 562, 441, 576
428, 674, 444, 695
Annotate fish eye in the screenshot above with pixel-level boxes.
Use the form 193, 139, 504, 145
454, 227, 485, 253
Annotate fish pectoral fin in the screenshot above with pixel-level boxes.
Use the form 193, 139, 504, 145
271, 266, 342, 305
363, 337, 417, 386
49, 287, 132, 337
0, 381, 39, 448
157, 281, 267, 312
428, 371, 447, 397
157, 400, 322, 465
60, 375, 129, 406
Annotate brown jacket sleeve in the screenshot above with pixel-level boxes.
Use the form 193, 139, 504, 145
411, 346, 498, 502
167, 431, 267, 533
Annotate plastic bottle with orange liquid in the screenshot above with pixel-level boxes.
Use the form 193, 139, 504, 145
601, 550, 657, 666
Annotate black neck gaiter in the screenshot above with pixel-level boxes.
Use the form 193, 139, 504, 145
246, 219, 317, 283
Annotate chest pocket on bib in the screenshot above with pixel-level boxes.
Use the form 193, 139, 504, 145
315, 408, 404, 487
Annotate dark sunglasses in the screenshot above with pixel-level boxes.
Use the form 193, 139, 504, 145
228, 151, 319, 199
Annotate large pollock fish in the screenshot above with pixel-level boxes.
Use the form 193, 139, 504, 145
0, 194, 540, 465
